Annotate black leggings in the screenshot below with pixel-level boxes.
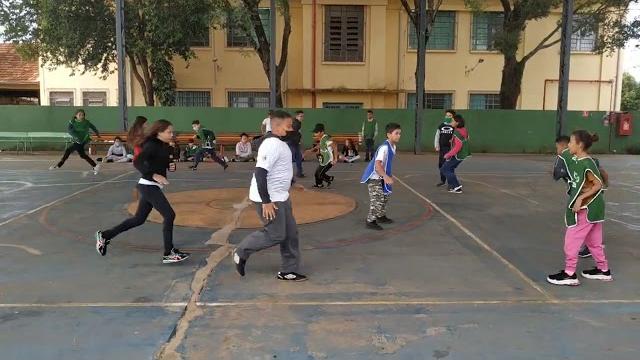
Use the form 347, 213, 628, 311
57, 142, 96, 168
314, 163, 333, 186
102, 184, 176, 255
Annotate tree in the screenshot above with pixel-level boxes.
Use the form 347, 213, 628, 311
621, 72, 640, 111
220, 0, 291, 108
0, 0, 217, 106
464, 0, 634, 109
399, 0, 445, 110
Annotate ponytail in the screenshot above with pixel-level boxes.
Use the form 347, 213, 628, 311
571, 130, 599, 150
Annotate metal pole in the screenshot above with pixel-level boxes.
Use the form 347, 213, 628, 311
415, 0, 426, 154
269, 0, 277, 108
115, 0, 128, 130
556, 0, 573, 138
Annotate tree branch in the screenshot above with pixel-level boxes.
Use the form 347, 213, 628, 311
521, 24, 561, 63
276, 0, 291, 77
399, 0, 416, 28
128, 53, 146, 97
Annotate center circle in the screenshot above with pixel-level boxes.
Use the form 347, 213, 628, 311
127, 188, 356, 229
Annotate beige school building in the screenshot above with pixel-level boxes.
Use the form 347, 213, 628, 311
36, 0, 624, 111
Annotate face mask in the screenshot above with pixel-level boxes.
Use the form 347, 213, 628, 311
115, 141, 121, 147
192, 126, 198, 131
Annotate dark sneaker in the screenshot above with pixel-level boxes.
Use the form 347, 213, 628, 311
436, 182, 446, 187
366, 220, 384, 231
578, 246, 592, 258
377, 216, 394, 224
448, 186, 463, 194
95, 231, 109, 256
223, 163, 229, 171
233, 250, 246, 277
312, 184, 324, 189
277, 272, 308, 282
189, 165, 197, 171
325, 176, 334, 187
547, 270, 580, 286
162, 248, 190, 264
581, 267, 613, 281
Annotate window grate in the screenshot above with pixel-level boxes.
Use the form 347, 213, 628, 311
228, 91, 270, 108
324, 6, 364, 62
176, 91, 211, 107
409, 11, 456, 50
471, 12, 503, 51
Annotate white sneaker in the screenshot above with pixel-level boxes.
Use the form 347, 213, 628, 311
49, 165, 59, 171
93, 164, 102, 175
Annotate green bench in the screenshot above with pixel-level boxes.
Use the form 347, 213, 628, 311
0, 132, 29, 154
25, 132, 73, 153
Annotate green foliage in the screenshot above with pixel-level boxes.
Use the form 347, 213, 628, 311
621, 72, 640, 111
1, 0, 218, 106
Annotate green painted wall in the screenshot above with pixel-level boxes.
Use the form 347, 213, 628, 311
1, 106, 638, 154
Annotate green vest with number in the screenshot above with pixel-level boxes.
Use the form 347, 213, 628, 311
565, 157, 605, 227
453, 130, 471, 160
319, 134, 333, 166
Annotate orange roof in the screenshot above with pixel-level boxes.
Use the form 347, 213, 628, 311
0, 43, 39, 84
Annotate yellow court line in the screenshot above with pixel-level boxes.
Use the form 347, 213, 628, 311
393, 176, 558, 303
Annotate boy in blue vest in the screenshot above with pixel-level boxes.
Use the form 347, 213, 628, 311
361, 123, 401, 230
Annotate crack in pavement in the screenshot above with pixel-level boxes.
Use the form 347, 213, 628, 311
155, 197, 250, 360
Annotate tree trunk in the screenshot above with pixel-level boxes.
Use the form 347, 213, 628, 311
499, 54, 525, 109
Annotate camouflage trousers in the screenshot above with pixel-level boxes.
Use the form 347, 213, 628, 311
367, 179, 389, 222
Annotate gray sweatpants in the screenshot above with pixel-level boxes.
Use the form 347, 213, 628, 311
235, 199, 300, 273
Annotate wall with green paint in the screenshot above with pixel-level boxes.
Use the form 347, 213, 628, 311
0, 106, 638, 154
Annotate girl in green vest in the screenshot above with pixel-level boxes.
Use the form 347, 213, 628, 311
50, 109, 101, 174
547, 130, 612, 286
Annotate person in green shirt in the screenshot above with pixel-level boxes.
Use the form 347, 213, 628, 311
50, 109, 101, 175
360, 110, 378, 162
547, 130, 612, 286
189, 120, 228, 171
306, 123, 338, 188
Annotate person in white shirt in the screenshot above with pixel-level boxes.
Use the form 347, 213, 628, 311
232, 133, 255, 162
260, 110, 274, 134
233, 110, 307, 282
102, 136, 133, 163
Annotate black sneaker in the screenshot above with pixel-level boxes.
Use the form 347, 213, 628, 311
578, 246, 592, 258
546, 270, 580, 286
162, 248, 190, 264
377, 216, 394, 224
233, 250, 246, 277
312, 184, 324, 189
325, 176, 334, 187
223, 163, 229, 171
436, 182, 446, 187
366, 220, 384, 231
189, 165, 197, 171
581, 267, 613, 281
448, 186, 463, 194
95, 231, 110, 256
277, 272, 308, 282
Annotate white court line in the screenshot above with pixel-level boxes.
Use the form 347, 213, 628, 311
608, 218, 640, 230
0, 171, 135, 228
460, 178, 540, 206
393, 176, 557, 302
2, 299, 640, 308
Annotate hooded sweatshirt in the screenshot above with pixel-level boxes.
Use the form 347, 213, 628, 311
444, 127, 470, 160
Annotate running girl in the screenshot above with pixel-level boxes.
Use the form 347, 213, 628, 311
50, 109, 101, 174
95, 119, 190, 264
547, 131, 612, 286
128, 116, 148, 160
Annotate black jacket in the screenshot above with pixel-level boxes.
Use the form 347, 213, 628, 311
435, 122, 455, 149
134, 138, 171, 182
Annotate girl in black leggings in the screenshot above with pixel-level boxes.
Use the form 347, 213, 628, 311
50, 109, 101, 174
95, 119, 190, 264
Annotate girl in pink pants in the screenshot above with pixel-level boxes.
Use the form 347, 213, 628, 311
547, 131, 612, 286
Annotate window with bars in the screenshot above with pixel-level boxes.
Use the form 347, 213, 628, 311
322, 102, 363, 109
324, 5, 364, 62
190, 27, 211, 47
469, 93, 501, 110
408, 11, 456, 50
176, 91, 211, 107
228, 91, 270, 108
82, 91, 107, 106
406, 93, 453, 109
49, 91, 74, 106
571, 15, 597, 52
471, 12, 503, 51
227, 9, 271, 48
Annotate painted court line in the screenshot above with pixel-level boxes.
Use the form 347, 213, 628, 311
459, 177, 540, 206
0, 171, 135, 228
394, 176, 557, 303
3, 299, 640, 308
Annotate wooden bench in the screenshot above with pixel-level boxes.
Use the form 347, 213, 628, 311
89, 132, 262, 157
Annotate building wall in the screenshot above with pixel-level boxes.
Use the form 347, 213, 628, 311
38, 62, 120, 107
38, 0, 623, 110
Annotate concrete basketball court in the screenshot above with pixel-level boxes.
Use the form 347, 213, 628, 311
0, 153, 639, 360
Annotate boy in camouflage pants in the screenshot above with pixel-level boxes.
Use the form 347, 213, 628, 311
360, 123, 402, 230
